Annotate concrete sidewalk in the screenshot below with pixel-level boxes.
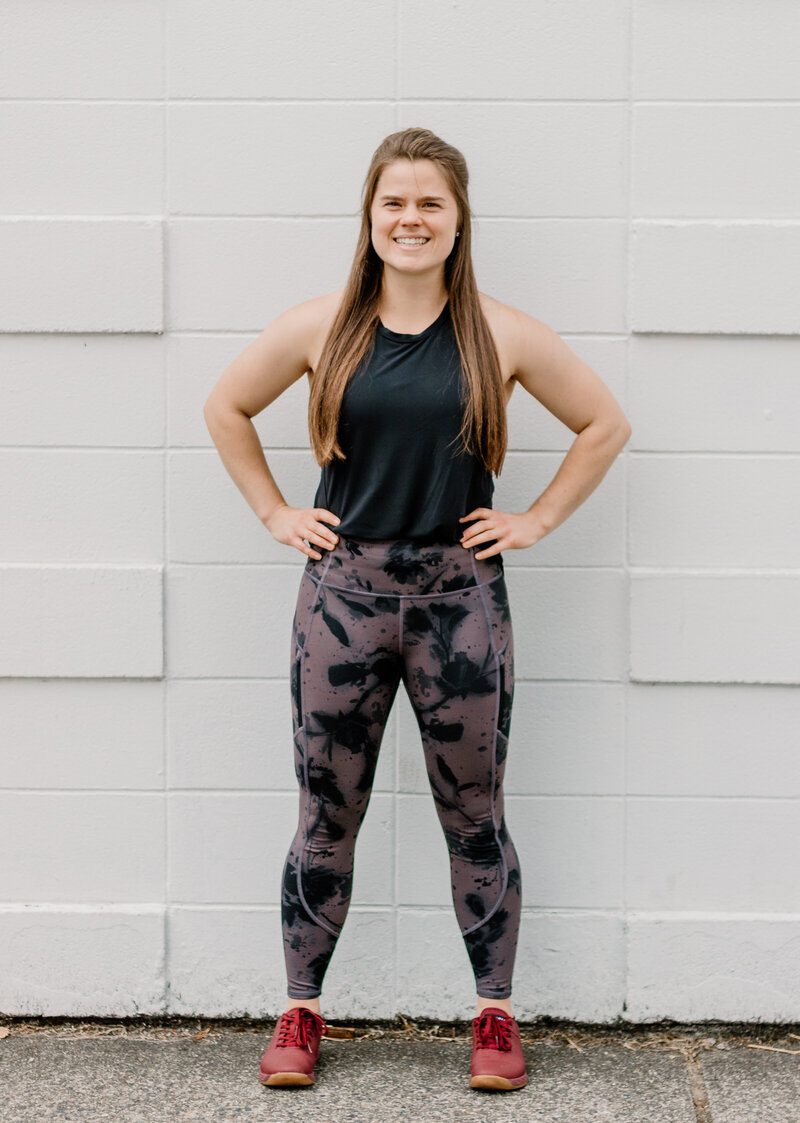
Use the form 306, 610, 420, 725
1, 1019, 799, 1122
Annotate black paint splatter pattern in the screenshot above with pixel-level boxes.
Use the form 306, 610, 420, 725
281, 535, 521, 1000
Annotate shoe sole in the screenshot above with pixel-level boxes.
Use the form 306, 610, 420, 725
259, 1072, 314, 1086
470, 1074, 528, 1090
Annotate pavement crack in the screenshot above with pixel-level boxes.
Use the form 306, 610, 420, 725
685, 1050, 712, 1123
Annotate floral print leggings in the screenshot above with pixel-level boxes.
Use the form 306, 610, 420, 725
281, 535, 521, 1000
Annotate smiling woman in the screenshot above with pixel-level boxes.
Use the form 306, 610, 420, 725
202, 126, 631, 1093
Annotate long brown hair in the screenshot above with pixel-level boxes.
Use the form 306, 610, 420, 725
308, 127, 507, 476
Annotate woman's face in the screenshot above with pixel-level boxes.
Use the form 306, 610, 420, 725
369, 158, 460, 279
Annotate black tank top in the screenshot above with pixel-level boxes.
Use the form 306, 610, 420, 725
312, 302, 494, 544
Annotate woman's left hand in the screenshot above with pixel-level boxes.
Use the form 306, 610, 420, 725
459, 508, 549, 559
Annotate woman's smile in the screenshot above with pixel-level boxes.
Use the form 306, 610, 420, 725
393, 235, 430, 248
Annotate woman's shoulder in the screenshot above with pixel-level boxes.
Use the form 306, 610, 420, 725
271, 290, 346, 371
478, 291, 549, 333
277, 289, 345, 334
477, 291, 553, 370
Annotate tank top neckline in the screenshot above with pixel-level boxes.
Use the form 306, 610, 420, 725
376, 301, 450, 343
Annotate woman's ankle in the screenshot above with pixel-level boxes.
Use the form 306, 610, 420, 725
476, 995, 513, 1017
285, 995, 322, 1016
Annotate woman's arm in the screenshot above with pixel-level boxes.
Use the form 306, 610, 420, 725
507, 307, 631, 537
460, 301, 631, 558
203, 292, 343, 558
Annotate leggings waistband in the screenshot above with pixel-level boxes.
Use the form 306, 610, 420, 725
303, 534, 505, 598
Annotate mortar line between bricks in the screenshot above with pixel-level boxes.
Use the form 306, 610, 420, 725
161, 0, 170, 1018
621, 0, 634, 1024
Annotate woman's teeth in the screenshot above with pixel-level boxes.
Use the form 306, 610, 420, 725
394, 237, 428, 245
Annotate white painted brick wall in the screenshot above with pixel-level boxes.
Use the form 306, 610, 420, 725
1, 0, 798, 1023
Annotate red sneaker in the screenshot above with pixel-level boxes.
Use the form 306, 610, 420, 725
258, 1006, 328, 1086
469, 1007, 528, 1090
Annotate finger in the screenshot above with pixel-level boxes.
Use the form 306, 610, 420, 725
460, 517, 491, 539
315, 509, 341, 527
462, 525, 497, 547
298, 537, 322, 560
308, 525, 339, 549
474, 544, 503, 559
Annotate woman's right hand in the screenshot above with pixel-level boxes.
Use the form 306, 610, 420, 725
263, 503, 341, 560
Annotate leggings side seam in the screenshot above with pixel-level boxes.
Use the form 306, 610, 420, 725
296, 551, 341, 938
460, 550, 508, 938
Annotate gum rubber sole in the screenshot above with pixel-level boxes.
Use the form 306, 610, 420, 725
259, 1072, 314, 1086
469, 1074, 527, 1090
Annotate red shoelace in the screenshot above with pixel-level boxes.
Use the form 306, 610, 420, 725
474, 1011, 513, 1051
275, 1007, 328, 1049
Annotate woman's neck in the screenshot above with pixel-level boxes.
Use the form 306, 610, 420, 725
377, 269, 448, 334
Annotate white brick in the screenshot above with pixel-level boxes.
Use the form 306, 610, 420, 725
168, 0, 396, 98
634, 0, 800, 99
495, 454, 625, 567
628, 684, 800, 797
503, 684, 625, 797
0, 335, 164, 447
168, 680, 395, 794
0, 450, 163, 563
168, 218, 358, 332
506, 337, 627, 453
396, 909, 625, 1020
398, 682, 625, 796
626, 799, 800, 911
0, 0, 162, 98
631, 222, 800, 334
168, 681, 296, 792
314, 908, 395, 1019
396, 909, 481, 1019
510, 796, 625, 909
0, 565, 163, 678
0, 219, 163, 333
629, 455, 800, 568
399, 0, 630, 99
166, 564, 297, 678
0, 104, 162, 215
627, 913, 800, 1022
473, 220, 627, 334
169, 103, 394, 216
168, 907, 284, 1016
514, 912, 625, 1021
629, 335, 800, 453
168, 792, 393, 906
398, 103, 628, 217
168, 793, 294, 905
0, 794, 164, 901
0, 680, 163, 790
168, 449, 321, 564
0, 906, 165, 1017
396, 795, 624, 909
633, 106, 800, 219
507, 569, 628, 681
631, 573, 800, 684
168, 905, 394, 1018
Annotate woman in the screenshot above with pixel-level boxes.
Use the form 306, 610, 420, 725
203, 127, 631, 1092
